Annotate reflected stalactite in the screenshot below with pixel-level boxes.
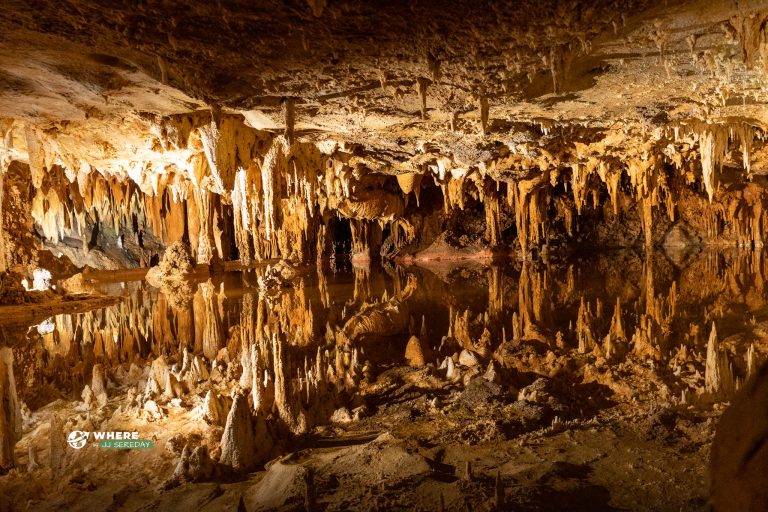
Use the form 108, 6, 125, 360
236, 289, 342, 435
576, 297, 597, 354
517, 263, 552, 343
338, 275, 416, 346
353, 267, 371, 305
17, 247, 768, 455
488, 266, 503, 321
317, 264, 330, 309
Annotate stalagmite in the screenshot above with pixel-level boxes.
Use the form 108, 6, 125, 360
0, 348, 21, 470
49, 413, 65, 477
404, 336, 427, 368
91, 363, 107, 399
27, 445, 39, 472
219, 392, 273, 472
603, 334, 616, 360
747, 344, 758, 379
609, 298, 625, 340
494, 471, 505, 510
705, 322, 722, 396
164, 373, 184, 400
174, 444, 214, 482
458, 349, 480, 367
7, 3, 768, 509
202, 390, 226, 426
304, 467, 316, 512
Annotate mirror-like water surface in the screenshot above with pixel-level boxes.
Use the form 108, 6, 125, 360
18, 249, 767, 414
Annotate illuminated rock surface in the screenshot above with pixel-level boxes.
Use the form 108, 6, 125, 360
0, 0, 767, 510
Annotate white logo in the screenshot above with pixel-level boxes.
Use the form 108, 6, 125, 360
67, 431, 90, 449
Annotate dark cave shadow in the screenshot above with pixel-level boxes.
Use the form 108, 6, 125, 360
513, 484, 620, 512
536, 92, 581, 107
511, 462, 622, 512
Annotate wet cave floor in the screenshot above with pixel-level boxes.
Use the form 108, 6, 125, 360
0, 247, 762, 511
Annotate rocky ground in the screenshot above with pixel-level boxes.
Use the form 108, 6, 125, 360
0, 341, 720, 512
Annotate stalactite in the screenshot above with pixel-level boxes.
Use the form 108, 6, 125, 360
734, 13, 768, 72
484, 182, 501, 246
261, 136, 289, 241
396, 172, 424, 206
549, 45, 571, 94
699, 127, 728, 203
193, 188, 217, 264
24, 126, 46, 189
283, 98, 296, 145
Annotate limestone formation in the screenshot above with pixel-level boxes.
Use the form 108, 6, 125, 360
26, 446, 39, 473
91, 363, 107, 399
49, 414, 65, 477
202, 390, 226, 426
1, 1, 768, 510
404, 336, 427, 368
147, 241, 195, 283
219, 392, 272, 472
0, 348, 20, 471
174, 444, 214, 483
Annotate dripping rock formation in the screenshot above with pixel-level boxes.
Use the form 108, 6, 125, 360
0, 0, 767, 510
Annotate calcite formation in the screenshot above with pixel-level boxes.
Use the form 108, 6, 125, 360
0, 1, 764, 271
2, 0, 768, 510
0, 348, 20, 471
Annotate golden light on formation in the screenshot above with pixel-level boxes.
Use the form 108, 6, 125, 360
1, 1, 768, 510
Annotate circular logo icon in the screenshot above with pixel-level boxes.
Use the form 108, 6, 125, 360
67, 431, 89, 449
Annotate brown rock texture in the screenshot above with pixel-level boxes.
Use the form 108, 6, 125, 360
711, 362, 768, 511
2, 1, 768, 510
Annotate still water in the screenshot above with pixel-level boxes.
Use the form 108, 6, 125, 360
17, 249, 768, 415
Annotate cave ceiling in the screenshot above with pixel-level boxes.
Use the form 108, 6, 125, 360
1, 0, 768, 190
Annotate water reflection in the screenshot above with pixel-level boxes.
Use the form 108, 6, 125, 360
16, 249, 768, 418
